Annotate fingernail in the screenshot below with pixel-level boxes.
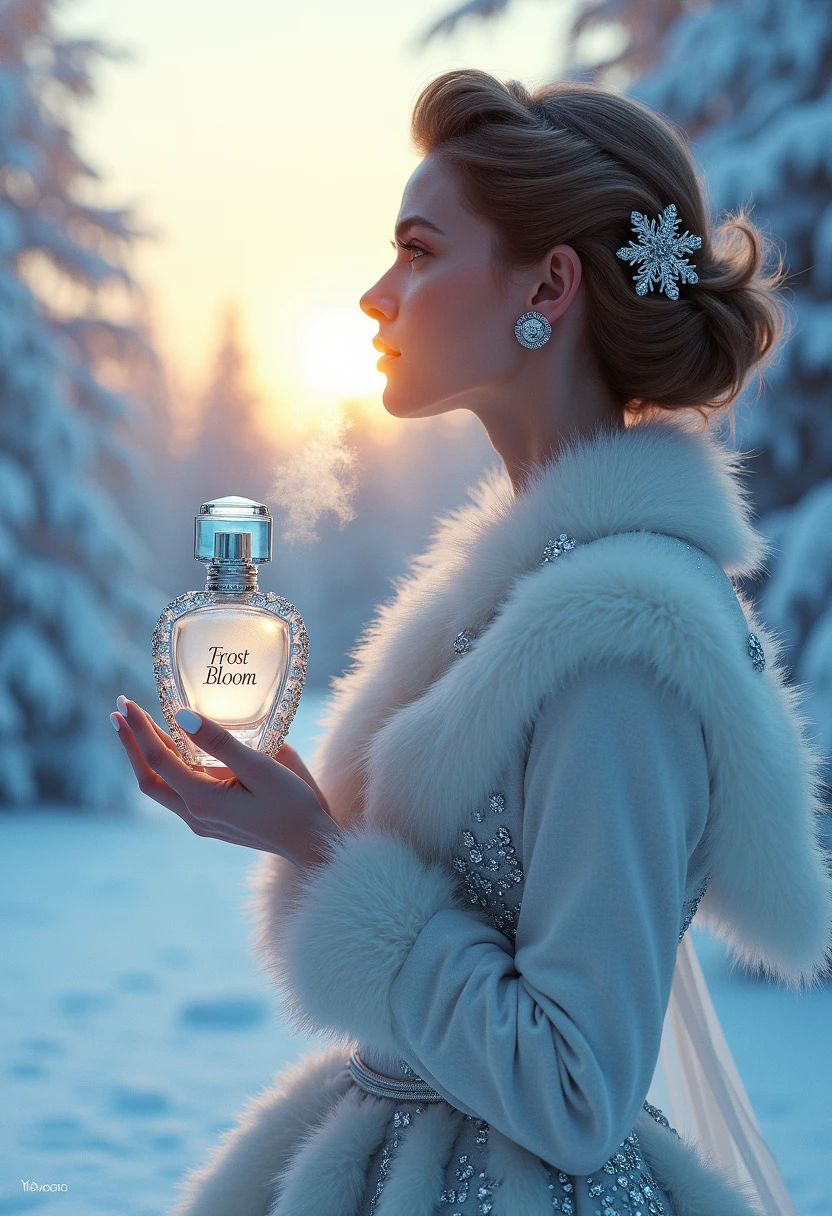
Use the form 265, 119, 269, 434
116, 695, 129, 717
175, 707, 203, 734
110, 713, 121, 732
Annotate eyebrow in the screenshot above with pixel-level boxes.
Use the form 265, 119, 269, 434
394, 215, 445, 242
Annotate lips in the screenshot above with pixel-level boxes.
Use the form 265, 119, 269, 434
372, 336, 401, 357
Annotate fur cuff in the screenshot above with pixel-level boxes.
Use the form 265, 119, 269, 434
635, 1110, 763, 1216
246, 826, 464, 1055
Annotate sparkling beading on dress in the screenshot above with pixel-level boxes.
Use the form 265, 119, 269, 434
353, 777, 698, 1215
355, 532, 722, 1213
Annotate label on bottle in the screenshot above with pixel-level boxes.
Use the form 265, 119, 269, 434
204, 645, 257, 685
171, 607, 289, 728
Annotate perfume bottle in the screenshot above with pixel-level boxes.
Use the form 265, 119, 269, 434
152, 496, 309, 769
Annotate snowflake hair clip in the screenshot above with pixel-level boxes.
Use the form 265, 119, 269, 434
616, 203, 702, 300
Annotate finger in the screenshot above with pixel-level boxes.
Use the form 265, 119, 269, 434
173, 707, 272, 790
147, 714, 182, 754
120, 699, 212, 801
276, 744, 330, 814
110, 712, 188, 815
275, 743, 308, 778
112, 712, 242, 840
118, 695, 180, 756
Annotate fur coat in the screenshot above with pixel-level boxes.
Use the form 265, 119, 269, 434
168, 418, 832, 1216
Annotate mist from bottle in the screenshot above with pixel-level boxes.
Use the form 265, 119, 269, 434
269, 407, 359, 545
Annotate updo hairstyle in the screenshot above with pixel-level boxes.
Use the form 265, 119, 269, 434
411, 69, 790, 421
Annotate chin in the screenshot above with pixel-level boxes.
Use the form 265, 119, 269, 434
381, 381, 459, 421
381, 393, 421, 419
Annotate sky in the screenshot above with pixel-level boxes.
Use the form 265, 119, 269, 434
57, 0, 583, 431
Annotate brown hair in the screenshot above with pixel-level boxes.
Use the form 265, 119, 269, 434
411, 69, 790, 423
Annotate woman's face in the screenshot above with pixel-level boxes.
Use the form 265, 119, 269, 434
360, 152, 536, 420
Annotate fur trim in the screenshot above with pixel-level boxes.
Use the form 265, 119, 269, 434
246, 418, 831, 1050
635, 1110, 764, 1216
362, 531, 832, 986
308, 418, 767, 829
249, 825, 464, 1054
267, 1084, 391, 1216
485, 1126, 554, 1215
166, 1044, 352, 1216
374, 1103, 464, 1216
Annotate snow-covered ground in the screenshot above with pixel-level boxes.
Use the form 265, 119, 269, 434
1, 692, 830, 1215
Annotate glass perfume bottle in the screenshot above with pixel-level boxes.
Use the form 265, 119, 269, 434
152, 496, 309, 769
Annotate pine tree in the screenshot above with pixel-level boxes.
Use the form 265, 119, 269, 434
188, 306, 280, 515
618, 0, 832, 752
423, 0, 832, 753
0, 0, 160, 807
128, 307, 278, 615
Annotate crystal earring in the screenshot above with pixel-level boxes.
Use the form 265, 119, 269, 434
514, 310, 552, 349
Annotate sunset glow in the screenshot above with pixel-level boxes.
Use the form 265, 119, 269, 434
59, 0, 565, 432
298, 306, 385, 400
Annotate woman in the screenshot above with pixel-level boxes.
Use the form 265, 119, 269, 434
111, 71, 832, 1216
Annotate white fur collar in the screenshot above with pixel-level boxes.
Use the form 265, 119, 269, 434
302, 417, 831, 986
311, 418, 765, 825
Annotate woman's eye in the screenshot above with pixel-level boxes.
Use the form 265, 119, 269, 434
395, 239, 426, 263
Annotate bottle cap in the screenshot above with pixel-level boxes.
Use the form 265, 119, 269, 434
194, 496, 273, 564
213, 531, 252, 561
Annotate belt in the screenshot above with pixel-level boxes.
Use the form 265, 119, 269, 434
348, 1050, 447, 1103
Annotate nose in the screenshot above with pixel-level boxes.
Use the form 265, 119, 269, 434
360, 272, 397, 323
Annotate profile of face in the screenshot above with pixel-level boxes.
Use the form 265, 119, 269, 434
359, 151, 584, 423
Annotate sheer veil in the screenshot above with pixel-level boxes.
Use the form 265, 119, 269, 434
647, 932, 800, 1216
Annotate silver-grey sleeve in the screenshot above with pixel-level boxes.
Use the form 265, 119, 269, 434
387, 657, 710, 1174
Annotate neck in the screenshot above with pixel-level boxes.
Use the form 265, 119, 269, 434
480, 385, 625, 496
471, 312, 626, 494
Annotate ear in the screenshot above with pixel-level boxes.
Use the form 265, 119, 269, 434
529, 245, 582, 327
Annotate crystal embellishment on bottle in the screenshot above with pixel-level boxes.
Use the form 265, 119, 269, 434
152, 496, 309, 768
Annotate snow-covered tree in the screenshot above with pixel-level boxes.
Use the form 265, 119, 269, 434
122, 307, 284, 615
0, 0, 160, 807
188, 306, 281, 516
628, 0, 832, 756
423, 0, 832, 755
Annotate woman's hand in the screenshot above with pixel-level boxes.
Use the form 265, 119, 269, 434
110, 697, 342, 868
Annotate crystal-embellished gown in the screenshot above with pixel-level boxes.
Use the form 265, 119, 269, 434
340, 657, 714, 1216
